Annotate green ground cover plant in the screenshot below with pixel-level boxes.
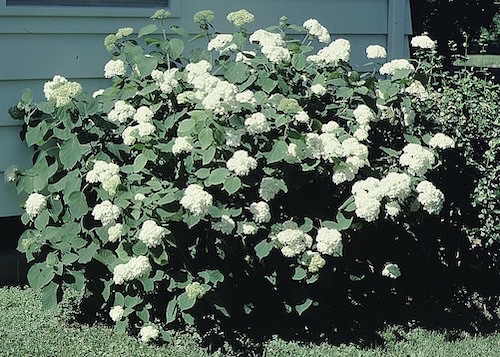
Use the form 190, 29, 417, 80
6, 8, 499, 349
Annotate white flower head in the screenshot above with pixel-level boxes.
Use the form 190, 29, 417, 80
311, 83, 327, 96
108, 223, 124, 243
416, 180, 445, 214
25, 193, 47, 219
245, 112, 271, 135
405, 80, 429, 100
241, 222, 258, 235
180, 184, 213, 216
207, 34, 237, 54
138, 220, 165, 248
385, 201, 401, 218
139, 325, 159, 343
382, 263, 401, 279
316, 227, 343, 256
113, 255, 151, 285
109, 305, 124, 322
307, 38, 350, 67
307, 251, 326, 273
227, 9, 255, 27
92, 200, 120, 226
411, 35, 436, 49
428, 133, 455, 149
212, 215, 236, 235
303, 18, 331, 43
366, 45, 387, 59
43, 75, 82, 107
399, 143, 435, 176
133, 106, 154, 123
226, 150, 258, 176
276, 228, 313, 258
379, 172, 412, 200
152, 68, 179, 94
379, 59, 415, 76
104, 59, 126, 78
172, 136, 194, 155
294, 111, 310, 124
185, 281, 206, 299
108, 100, 136, 123
249, 201, 271, 223
353, 104, 375, 125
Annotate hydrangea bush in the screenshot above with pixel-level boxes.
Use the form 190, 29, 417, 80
9, 10, 460, 341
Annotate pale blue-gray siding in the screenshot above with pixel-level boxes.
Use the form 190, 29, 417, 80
0, 0, 412, 217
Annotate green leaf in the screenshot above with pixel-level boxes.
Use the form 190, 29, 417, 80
206, 168, 230, 186
199, 270, 224, 285
34, 210, 49, 230
132, 241, 148, 256
258, 75, 277, 93
60, 137, 81, 169
335, 211, 353, 231
41, 282, 60, 309
27, 263, 55, 290
68, 269, 85, 291
223, 176, 241, 195
202, 146, 216, 165
61, 252, 79, 265
26, 121, 48, 146
170, 25, 189, 38
254, 239, 274, 260
167, 38, 185, 60
295, 298, 313, 316
292, 267, 307, 281
151, 245, 169, 266
137, 57, 158, 78
300, 217, 313, 233
68, 191, 88, 219
336, 87, 354, 99
78, 243, 98, 264
178, 292, 196, 311
291, 53, 306, 70
133, 154, 148, 172
404, 134, 421, 145
198, 128, 214, 150
166, 297, 178, 324
177, 119, 196, 135
138, 24, 158, 38
266, 140, 288, 164
224, 62, 248, 84
195, 168, 211, 179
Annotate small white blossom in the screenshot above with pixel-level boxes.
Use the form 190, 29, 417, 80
245, 112, 271, 134
108, 100, 136, 123
208, 34, 237, 54
379, 59, 415, 76
321, 121, 340, 133
226, 150, 258, 176
303, 19, 331, 43
25, 193, 47, 219
399, 143, 435, 176
366, 45, 387, 59
235, 90, 256, 105
250, 29, 290, 63
385, 201, 401, 218
185, 281, 206, 299
133, 106, 154, 123
294, 111, 310, 124
104, 59, 126, 78
134, 193, 146, 202
172, 136, 194, 155
138, 220, 165, 248
212, 215, 236, 234
92, 89, 105, 98
411, 35, 435, 49
108, 223, 124, 243
225, 128, 245, 147
92, 200, 120, 226
405, 80, 429, 100
180, 184, 213, 216
86, 160, 121, 196
151, 68, 179, 94
113, 255, 151, 285
259, 177, 284, 201
428, 133, 455, 149
249, 201, 271, 223
307, 251, 326, 273
43, 75, 82, 107
311, 84, 327, 96
416, 180, 445, 214
276, 228, 313, 258
227, 9, 255, 27
139, 325, 159, 343
316, 227, 343, 256
109, 306, 124, 322
353, 104, 375, 125
242, 222, 258, 235
306, 39, 350, 67
379, 172, 412, 200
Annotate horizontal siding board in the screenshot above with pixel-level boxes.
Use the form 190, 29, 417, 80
0, 126, 33, 172
0, 180, 26, 217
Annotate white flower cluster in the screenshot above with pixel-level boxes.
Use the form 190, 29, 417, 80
113, 255, 151, 285
366, 45, 387, 59
180, 184, 213, 216
405, 80, 429, 100
92, 200, 120, 226
316, 227, 343, 256
245, 112, 271, 134
341, 137, 370, 171
108, 223, 124, 243
379, 59, 415, 76
259, 177, 284, 201
138, 220, 165, 248
307, 38, 351, 67
249, 29, 291, 63
249, 201, 271, 223
242, 222, 258, 235
104, 59, 126, 78
306, 133, 343, 162
227, 9, 255, 27
212, 215, 236, 234
275, 228, 313, 258
207, 34, 237, 54
399, 143, 435, 176
310, 84, 327, 96
225, 128, 245, 147
411, 35, 435, 49
134, 193, 146, 202
86, 160, 121, 195
172, 136, 194, 155
226, 150, 258, 176
303, 19, 331, 43
25, 193, 47, 219
353, 104, 375, 141
121, 105, 156, 145
43, 75, 82, 107
151, 68, 179, 94
307, 251, 326, 273
235, 50, 256, 65
416, 180, 445, 214
139, 325, 159, 343
235, 90, 257, 105
428, 133, 455, 149
108, 100, 136, 123
294, 111, 310, 124
109, 305, 124, 322
185, 281, 206, 299
185, 60, 238, 115
379, 172, 413, 200
382, 263, 401, 279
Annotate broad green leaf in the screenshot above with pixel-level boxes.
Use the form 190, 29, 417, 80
266, 140, 288, 164
167, 38, 185, 60
138, 24, 158, 38
295, 298, 313, 316
41, 282, 60, 309
195, 168, 211, 179
206, 168, 230, 186
292, 267, 307, 281
60, 137, 81, 169
34, 210, 49, 230
199, 270, 224, 285
198, 128, 214, 150
291, 53, 306, 70
404, 134, 421, 145
170, 25, 189, 38
202, 146, 216, 165
137, 57, 158, 78
177, 119, 196, 135
68, 191, 88, 219
178, 292, 196, 311
77, 243, 99, 264
257, 75, 277, 93
27, 263, 55, 290
133, 154, 148, 172
132, 241, 148, 256
336, 87, 354, 99
61, 252, 79, 265
224, 62, 248, 84
300, 217, 313, 233
335, 211, 353, 231
223, 176, 241, 194
68, 269, 85, 291
254, 239, 274, 260
26, 121, 48, 146
166, 297, 178, 324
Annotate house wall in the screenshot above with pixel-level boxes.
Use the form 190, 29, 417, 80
0, 0, 412, 217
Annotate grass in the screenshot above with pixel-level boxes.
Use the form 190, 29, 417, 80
1, 287, 499, 356
455, 54, 500, 68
